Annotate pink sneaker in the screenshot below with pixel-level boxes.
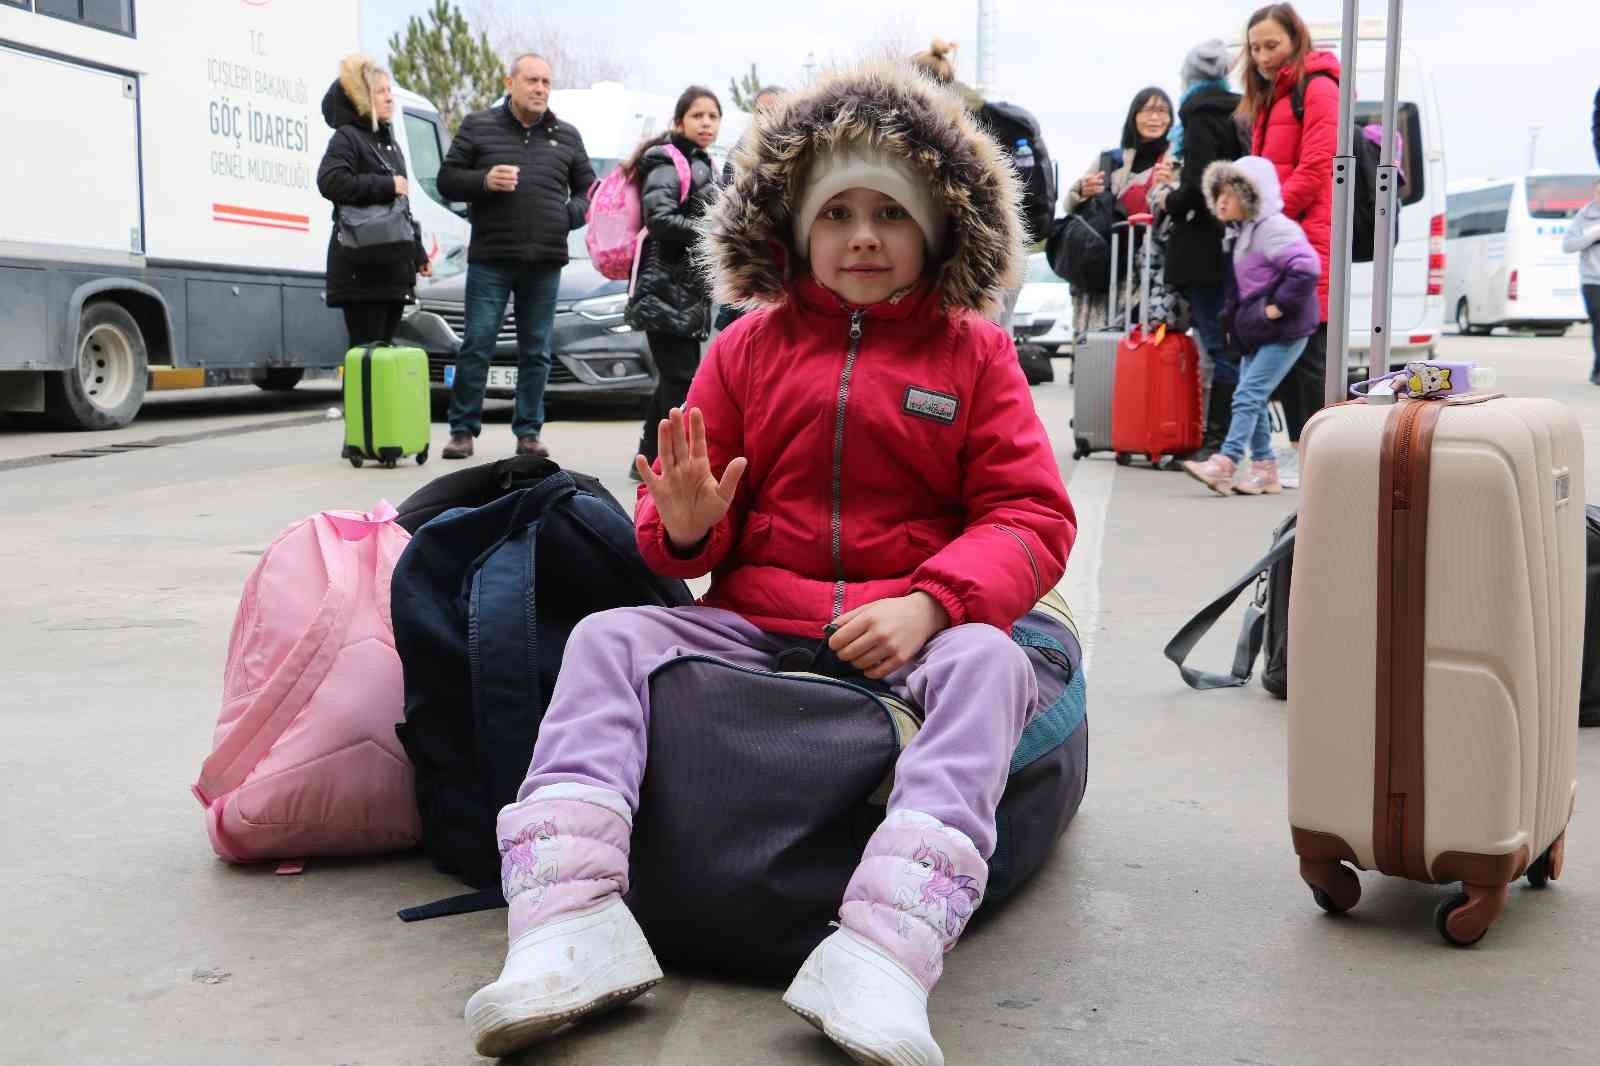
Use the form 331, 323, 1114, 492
1182, 453, 1237, 496
1233, 459, 1282, 496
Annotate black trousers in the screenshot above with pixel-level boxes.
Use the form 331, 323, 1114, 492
638, 331, 704, 461
1276, 322, 1328, 443
342, 302, 405, 348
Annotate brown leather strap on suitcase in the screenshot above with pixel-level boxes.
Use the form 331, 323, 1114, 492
1373, 398, 1445, 880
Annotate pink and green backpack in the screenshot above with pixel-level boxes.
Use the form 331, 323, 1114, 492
584, 143, 692, 284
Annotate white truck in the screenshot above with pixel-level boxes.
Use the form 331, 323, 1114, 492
0, 0, 467, 429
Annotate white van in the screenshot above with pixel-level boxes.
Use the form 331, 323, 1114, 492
1443, 173, 1597, 336
0, 0, 466, 429
1297, 19, 1449, 373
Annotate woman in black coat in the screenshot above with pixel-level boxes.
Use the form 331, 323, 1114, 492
316, 55, 429, 348
1159, 39, 1245, 457
623, 86, 722, 472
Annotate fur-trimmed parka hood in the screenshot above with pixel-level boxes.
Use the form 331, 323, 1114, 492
322, 54, 384, 132
702, 62, 1026, 317
1202, 155, 1284, 222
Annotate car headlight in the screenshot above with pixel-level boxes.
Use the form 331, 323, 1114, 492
572, 293, 629, 321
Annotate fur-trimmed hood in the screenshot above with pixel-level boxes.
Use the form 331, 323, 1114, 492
1202, 155, 1283, 222
322, 54, 384, 132
701, 62, 1025, 316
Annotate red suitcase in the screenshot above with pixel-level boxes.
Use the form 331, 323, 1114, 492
1109, 213, 1202, 467
1111, 324, 1203, 466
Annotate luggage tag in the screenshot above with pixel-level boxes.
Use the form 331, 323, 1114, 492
1350, 361, 1497, 405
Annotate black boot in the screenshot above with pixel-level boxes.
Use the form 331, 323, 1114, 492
1184, 380, 1235, 464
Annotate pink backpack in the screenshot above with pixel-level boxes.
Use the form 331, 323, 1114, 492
192, 501, 421, 866
584, 143, 692, 283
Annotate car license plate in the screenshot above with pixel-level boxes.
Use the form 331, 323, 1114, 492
444, 366, 518, 388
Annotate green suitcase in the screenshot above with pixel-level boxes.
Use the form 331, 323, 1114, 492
342, 344, 431, 468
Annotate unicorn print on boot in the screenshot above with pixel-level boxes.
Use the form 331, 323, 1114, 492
783, 809, 990, 1066
465, 784, 662, 1058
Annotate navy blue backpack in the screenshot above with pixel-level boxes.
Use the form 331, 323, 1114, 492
390, 461, 692, 916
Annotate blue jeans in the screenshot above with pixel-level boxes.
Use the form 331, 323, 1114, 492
1186, 284, 1238, 386
1584, 284, 1600, 376
1223, 337, 1308, 462
447, 260, 562, 439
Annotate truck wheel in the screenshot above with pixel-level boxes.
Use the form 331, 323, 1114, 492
256, 367, 305, 391
46, 301, 148, 430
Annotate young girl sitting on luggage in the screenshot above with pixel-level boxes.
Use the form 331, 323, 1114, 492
1182, 156, 1322, 495
465, 63, 1076, 1063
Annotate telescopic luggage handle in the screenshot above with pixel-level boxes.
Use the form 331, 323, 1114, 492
1328, 0, 1406, 404
1111, 214, 1155, 334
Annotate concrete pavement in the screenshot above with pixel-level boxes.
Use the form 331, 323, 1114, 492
3, 332, 1600, 1065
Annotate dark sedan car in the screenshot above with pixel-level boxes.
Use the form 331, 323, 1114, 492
395, 230, 656, 408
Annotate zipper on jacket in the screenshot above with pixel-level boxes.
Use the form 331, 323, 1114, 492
830, 310, 866, 618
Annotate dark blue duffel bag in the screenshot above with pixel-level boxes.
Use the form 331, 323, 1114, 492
626, 591, 1089, 978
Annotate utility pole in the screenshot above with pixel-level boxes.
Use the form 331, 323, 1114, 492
802, 52, 817, 85
1526, 126, 1542, 172
976, 0, 996, 96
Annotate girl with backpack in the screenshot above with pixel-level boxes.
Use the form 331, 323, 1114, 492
464, 62, 1075, 1063
623, 86, 722, 477
1064, 88, 1178, 337
1160, 39, 1246, 459
1181, 157, 1320, 496
1238, 2, 1340, 483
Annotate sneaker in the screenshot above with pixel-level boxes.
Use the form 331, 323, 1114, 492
1181, 453, 1238, 496
1276, 445, 1300, 490
516, 435, 550, 458
1589, 371, 1600, 387
1233, 459, 1282, 496
465, 896, 663, 1058
783, 927, 944, 1066
441, 432, 474, 460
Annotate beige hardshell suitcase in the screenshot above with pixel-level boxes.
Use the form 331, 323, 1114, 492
1289, 395, 1584, 944
1286, 0, 1585, 946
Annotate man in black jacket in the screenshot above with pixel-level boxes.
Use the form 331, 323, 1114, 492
436, 54, 596, 459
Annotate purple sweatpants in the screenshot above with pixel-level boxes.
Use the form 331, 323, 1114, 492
518, 605, 1037, 858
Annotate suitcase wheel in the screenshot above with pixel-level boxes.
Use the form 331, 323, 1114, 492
415, 445, 429, 466
1526, 832, 1565, 888
382, 457, 399, 470
1301, 859, 1360, 915
1434, 884, 1508, 948
1115, 453, 1133, 467
1073, 437, 1090, 460
348, 456, 364, 469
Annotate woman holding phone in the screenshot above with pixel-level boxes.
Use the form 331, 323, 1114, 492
1064, 87, 1176, 338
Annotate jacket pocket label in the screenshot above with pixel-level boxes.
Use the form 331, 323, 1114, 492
902, 386, 959, 425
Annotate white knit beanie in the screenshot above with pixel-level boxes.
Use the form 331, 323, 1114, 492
791, 142, 946, 258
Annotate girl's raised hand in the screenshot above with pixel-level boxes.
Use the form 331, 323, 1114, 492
635, 407, 747, 553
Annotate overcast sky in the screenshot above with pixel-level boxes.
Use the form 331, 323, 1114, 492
361, 0, 1598, 189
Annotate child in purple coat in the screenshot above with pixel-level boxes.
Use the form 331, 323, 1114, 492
1183, 155, 1321, 495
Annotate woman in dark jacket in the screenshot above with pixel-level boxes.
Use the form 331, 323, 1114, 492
1161, 39, 1245, 457
316, 55, 429, 348
625, 85, 721, 471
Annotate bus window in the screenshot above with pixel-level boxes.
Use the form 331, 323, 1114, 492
1526, 175, 1598, 219
1447, 185, 1513, 239
1353, 101, 1424, 206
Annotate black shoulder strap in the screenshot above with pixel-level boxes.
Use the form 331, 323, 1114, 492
1164, 527, 1295, 690
1290, 71, 1337, 124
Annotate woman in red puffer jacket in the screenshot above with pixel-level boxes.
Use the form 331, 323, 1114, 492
1238, 2, 1339, 466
